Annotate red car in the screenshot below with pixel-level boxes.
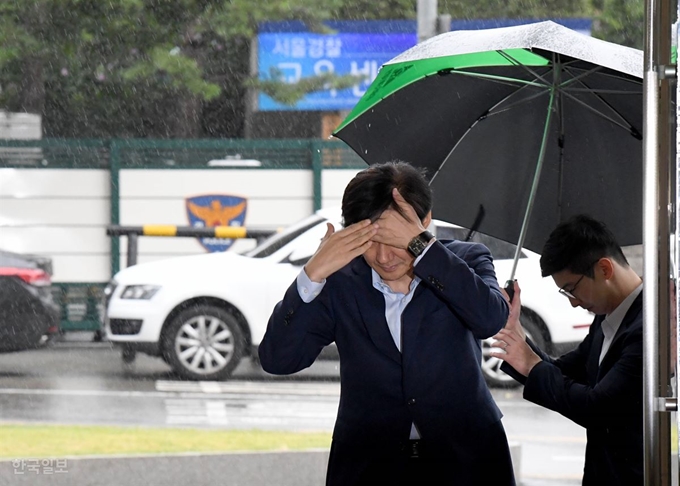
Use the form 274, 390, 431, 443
0, 250, 60, 352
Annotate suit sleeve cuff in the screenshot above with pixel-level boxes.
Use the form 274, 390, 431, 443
413, 239, 436, 266
500, 361, 528, 385
297, 268, 326, 303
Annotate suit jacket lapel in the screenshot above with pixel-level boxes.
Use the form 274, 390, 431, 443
351, 259, 402, 365
598, 291, 643, 374
589, 316, 605, 383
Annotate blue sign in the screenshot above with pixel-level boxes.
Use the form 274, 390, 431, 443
257, 18, 591, 112
185, 195, 247, 252
258, 33, 417, 111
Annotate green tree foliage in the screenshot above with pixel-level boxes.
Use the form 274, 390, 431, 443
246, 68, 366, 105
437, 0, 643, 50
0, 0, 366, 137
200, 0, 342, 38
334, 0, 415, 20
0, 0, 229, 136
4, 0, 643, 138
592, 0, 644, 49
440, 0, 591, 19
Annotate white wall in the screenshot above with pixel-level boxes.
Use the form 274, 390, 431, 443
321, 168, 361, 208
0, 167, 362, 282
117, 168, 316, 264
0, 168, 110, 282
0, 111, 41, 139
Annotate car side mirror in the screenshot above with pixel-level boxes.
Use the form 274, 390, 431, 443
285, 248, 314, 267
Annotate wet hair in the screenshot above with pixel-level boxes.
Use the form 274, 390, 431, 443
540, 214, 629, 278
341, 161, 432, 226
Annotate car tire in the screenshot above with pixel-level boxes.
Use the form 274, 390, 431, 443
162, 304, 245, 381
481, 310, 547, 389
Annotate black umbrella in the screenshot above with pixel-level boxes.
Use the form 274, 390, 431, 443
333, 21, 643, 277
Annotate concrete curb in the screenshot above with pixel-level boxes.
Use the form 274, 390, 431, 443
1, 445, 522, 485
0, 450, 329, 486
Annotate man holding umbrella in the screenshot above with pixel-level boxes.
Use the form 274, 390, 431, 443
492, 215, 643, 484
259, 161, 516, 485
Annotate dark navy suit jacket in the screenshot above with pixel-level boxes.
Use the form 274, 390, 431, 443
502, 292, 643, 485
259, 240, 513, 485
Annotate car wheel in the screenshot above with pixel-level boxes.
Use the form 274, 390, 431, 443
162, 304, 245, 381
481, 311, 547, 388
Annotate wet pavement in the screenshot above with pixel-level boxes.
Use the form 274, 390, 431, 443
0, 335, 585, 485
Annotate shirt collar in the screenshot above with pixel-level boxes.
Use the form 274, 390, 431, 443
603, 282, 643, 334
371, 269, 421, 296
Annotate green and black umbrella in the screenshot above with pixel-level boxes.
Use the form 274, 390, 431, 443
333, 21, 643, 275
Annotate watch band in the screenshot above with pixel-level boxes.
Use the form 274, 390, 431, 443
407, 230, 434, 258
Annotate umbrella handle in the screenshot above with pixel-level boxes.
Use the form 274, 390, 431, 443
464, 205, 486, 242
504, 280, 515, 301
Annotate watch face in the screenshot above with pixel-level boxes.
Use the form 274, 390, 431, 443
408, 237, 426, 257
408, 231, 433, 257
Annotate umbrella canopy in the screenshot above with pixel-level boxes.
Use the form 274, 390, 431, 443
333, 21, 643, 256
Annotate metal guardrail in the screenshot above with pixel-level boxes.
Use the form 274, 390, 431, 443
106, 225, 277, 267
52, 283, 106, 333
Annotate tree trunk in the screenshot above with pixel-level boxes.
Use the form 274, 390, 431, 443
169, 95, 201, 138
19, 57, 46, 115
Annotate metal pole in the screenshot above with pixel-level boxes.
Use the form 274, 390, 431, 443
674, 21, 680, 483
244, 36, 259, 139
643, 0, 674, 481
509, 86, 556, 280
417, 0, 438, 43
127, 233, 138, 267
312, 140, 323, 212
110, 140, 121, 276
674, 41, 680, 477
643, 23, 661, 486
437, 14, 451, 35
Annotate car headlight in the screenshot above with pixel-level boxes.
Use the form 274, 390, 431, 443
120, 285, 160, 300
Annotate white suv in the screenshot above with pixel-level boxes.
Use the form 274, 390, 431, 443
104, 208, 592, 386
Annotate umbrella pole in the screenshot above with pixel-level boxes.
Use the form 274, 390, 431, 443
509, 87, 557, 280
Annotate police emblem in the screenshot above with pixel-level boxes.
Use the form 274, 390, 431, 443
185, 195, 247, 252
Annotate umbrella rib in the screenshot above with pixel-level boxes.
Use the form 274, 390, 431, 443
450, 70, 548, 89
561, 66, 642, 136
431, 83, 545, 183
430, 117, 482, 185
562, 66, 644, 85
562, 88, 641, 95
486, 89, 550, 117
559, 88, 639, 134
496, 50, 554, 87
558, 67, 641, 95
560, 66, 643, 94
557, 65, 603, 88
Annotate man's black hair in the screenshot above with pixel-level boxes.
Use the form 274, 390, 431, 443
540, 214, 629, 278
341, 161, 432, 226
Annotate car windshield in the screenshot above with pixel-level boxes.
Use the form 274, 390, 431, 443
245, 215, 326, 259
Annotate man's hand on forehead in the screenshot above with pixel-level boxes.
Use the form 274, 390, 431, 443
373, 188, 427, 249
304, 220, 377, 282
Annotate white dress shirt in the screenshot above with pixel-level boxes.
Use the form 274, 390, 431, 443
598, 283, 643, 365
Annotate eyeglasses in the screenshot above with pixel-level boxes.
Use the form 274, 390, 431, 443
558, 274, 585, 300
